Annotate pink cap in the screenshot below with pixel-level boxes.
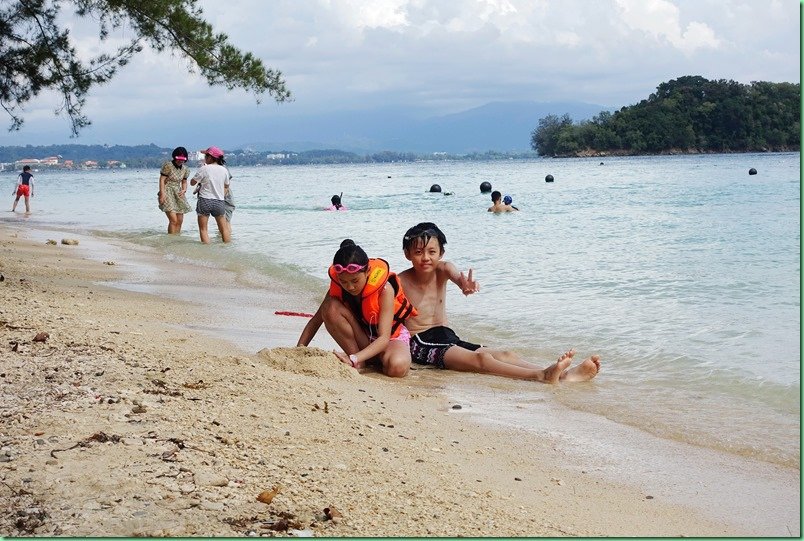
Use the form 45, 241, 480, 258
201, 146, 224, 159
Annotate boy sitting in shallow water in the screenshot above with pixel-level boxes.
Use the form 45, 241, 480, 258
397, 222, 600, 383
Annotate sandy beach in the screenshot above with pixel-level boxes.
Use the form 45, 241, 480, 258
0, 222, 795, 537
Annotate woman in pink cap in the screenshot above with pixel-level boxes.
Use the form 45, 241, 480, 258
190, 146, 232, 243
157, 146, 193, 234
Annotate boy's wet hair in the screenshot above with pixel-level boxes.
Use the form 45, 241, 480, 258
490, 190, 501, 202
333, 238, 369, 266
331, 194, 341, 205
22, 165, 31, 171
402, 222, 447, 255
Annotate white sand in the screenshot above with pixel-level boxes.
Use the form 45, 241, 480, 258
0, 224, 798, 537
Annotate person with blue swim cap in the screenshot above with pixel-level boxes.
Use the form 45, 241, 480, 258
488, 191, 519, 213
503, 194, 519, 211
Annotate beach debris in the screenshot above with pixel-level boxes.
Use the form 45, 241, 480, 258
32, 332, 49, 343
131, 404, 147, 414
60, 239, 79, 245
288, 528, 314, 537
45, 239, 56, 245
11, 341, 19, 352
256, 485, 282, 505
103, 261, 116, 266
50, 432, 121, 458
645, 495, 654, 500
323, 506, 343, 523
514, 477, 522, 481
312, 401, 329, 413
0, 273, 3, 281
183, 380, 210, 390
451, 404, 462, 410
274, 310, 315, 318
550, 477, 564, 486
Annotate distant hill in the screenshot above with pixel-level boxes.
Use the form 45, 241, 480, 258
238, 100, 611, 154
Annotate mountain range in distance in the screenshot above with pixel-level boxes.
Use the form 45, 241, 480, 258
234, 100, 612, 154
0, 100, 612, 154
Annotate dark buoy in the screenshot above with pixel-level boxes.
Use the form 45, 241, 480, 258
429, 184, 442, 193
480, 181, 492, 193
545, 174, 554, 183
748, 168, 757, 175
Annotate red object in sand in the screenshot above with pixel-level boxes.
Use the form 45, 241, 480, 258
274, 311, 315, 318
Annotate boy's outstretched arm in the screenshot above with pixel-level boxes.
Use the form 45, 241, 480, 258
442, 261, 480, 296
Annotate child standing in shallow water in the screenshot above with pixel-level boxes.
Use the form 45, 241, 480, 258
397, 222, 600, 383
296, 239, 416, 377
12, 165, 34, 213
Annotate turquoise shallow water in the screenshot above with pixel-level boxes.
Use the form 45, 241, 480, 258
3, 152, 799, 468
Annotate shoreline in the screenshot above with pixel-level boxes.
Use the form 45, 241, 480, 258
0, 223, 798, 536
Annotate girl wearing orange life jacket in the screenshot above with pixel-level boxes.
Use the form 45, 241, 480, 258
296, 239, 417, 378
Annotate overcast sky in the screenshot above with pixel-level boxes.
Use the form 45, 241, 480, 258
3, 0, 799, 147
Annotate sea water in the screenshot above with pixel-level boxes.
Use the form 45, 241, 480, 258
3, 152, 799, 471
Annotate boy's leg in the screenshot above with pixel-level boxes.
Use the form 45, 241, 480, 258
380, 340, 411, 378
197, 214, 210, 243
482, 347, 601, 382
321, 297, 369, 354
560, 355, 601, 382
12, 195, 18, 211
443, 346, 573, 384
23, 195, 30, 212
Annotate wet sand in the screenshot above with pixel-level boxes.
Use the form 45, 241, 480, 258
0, 223, 795, 536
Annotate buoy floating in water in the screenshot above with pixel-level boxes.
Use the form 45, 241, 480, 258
545, 174, 554, 183
748, 168, 757, 175
429, 184, 442, 193
479, 181, 492, 193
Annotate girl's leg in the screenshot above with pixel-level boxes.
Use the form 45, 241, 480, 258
380, 340, 411, 378
197, 214, 210, 243
443, 346, 573, 384
175, 212, 184, 234
213, 215, 231, 243
321, 297, 369, 353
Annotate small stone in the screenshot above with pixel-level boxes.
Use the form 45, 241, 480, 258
60, 238, 79, 245
194, 472, 229, 487
199, 500, 225, 511
451, 404, 462, 410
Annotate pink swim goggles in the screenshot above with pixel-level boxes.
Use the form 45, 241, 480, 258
333, 263, 366, 274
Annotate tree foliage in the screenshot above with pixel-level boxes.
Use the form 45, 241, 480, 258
0, 0, 291, 135
530, 76, 800, 156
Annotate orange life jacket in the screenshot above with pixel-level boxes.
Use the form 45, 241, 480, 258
328, 258, 417, 338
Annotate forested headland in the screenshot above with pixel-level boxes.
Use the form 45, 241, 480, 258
531, 76, 800, 157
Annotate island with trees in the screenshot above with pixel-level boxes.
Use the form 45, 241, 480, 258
530, 76, 800, 157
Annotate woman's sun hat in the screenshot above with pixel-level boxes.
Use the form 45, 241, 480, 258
201, 146, 224, 159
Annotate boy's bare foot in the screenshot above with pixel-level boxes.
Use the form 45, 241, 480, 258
543, 349, 575, 384
560, 355, 601, 382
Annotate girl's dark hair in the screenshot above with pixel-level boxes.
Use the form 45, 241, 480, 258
171, 146, 188, 160
331, 194, 342, 209
333, 239, 369, 266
